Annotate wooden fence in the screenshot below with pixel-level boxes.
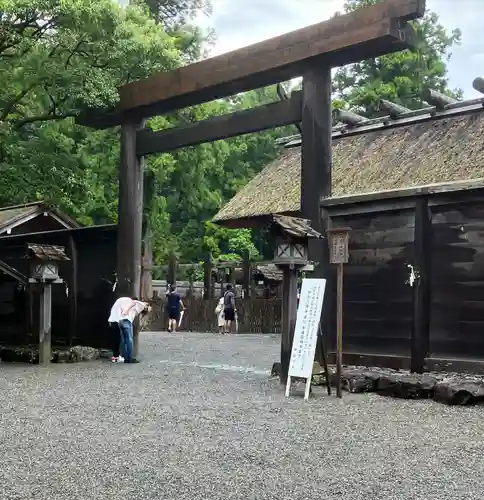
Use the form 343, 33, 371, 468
146, 297, 282, 333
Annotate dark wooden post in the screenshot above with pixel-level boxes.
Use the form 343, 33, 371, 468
142, 171, 155, 300
242, 251, 251, 298
301, 66, 333, 354
203, 254, 213, 299
167, 252, 177, 288
301, 66, 332, 251
67, 236, 78, 347
39, 283, 52, 365
117, 119, 144, 357
227, 266, 234, 290
280, 267, 298, 384
411, 196, 432, 373
141, 237, 153, 300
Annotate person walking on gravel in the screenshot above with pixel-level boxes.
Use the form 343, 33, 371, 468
166, 285, 185, 333
215, 295, 225, 334
223, 284, 236, 334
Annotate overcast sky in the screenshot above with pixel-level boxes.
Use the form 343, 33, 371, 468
196, 0, 484, 98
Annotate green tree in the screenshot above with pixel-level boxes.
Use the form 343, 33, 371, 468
333, 0, 462, 116
153, 85, 292, 263
0, 0, 291, 268
0, 0, 181, 221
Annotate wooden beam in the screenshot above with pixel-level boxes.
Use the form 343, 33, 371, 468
422, 89, 458, 109
379, 99, 411, 118
280, 267, 298, 385
411, 197, 432, 373
67, 236, 78, 347
77, 107, 122, 129
203, 254, 213, 300
333, 108, 369, 126
117, 119, 144, 355
39, 283, 52, 365
300, 66, 334, 386
301, 67, 332, 259
277, 83, 302, 135
119, 0, 424, 119
167, 252, 177, 286
242, 251, 251, 299
472, 77, 484, 95
136, 92, 302, 155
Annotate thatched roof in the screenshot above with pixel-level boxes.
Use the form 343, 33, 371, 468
27, 243, 70, 261
213, 108, 484, 226
272, 215, 322, 239
253, 264, 283, 282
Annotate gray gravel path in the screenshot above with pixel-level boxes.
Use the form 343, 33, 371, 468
1, 332, 484, 500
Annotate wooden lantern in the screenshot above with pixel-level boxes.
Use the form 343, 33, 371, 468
27, 244, 69, 283
271, 215, 322, 269
274, 237, 309, 267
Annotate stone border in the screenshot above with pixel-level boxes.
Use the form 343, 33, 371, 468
0, 345, 106, 364
271, 362, 484, 406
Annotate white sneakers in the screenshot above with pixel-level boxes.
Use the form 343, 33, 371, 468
111, 356, 125, 363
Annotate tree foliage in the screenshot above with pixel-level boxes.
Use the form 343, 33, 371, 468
0, 0, 464, 272
333, 0, 462, 116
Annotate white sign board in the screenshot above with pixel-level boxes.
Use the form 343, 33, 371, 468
286, 278, 326, 399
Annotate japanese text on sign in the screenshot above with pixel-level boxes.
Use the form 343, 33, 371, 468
288, 278, 327, 379
330, 233, 348, 264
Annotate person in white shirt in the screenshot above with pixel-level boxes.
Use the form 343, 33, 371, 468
108, 296, 150, 363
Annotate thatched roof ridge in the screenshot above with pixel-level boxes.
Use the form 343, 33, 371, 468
213, 108, 484, 225
27, 243, 70, 261
272, 215, 322, 239
253, 264, 283, 282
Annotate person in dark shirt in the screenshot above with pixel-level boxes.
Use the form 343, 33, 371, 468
166, 285, 185, 333
223, 284, 236, 334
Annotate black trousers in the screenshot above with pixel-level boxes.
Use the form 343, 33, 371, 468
109, 322, 120, 357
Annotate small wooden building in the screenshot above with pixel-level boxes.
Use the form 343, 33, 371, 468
0, 201, 79, 236
0, 225, 117, 349
252, 264, 283, 298
213, 95, 484, 372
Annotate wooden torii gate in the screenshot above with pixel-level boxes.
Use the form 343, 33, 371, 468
78, 0, 425, 363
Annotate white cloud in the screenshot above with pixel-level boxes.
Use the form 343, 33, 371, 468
197, 0, 484, 99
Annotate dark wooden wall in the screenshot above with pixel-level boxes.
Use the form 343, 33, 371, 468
0, 276, 27, 345
325, 189, 484, 371
0, 227, 117, 349
331, 210, 415, 356
429, 202, 484, 359
9, 215, 68, 236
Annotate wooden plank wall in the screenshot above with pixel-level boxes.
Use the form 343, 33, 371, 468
0, 277, 27, 345
74, 238, 116, 348
429, 202, 484, 359
0, 231, 117, 350
331, 210, 415, 356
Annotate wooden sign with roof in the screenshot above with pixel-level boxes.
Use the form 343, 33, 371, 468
76, 0, 426, 366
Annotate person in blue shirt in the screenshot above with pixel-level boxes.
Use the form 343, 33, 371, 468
166, 285, 185, 333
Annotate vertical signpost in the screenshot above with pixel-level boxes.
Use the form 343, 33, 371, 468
285, 278, 327, 401
327, 228, 351, 398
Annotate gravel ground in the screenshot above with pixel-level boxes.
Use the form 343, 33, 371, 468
1, 332, 484, 500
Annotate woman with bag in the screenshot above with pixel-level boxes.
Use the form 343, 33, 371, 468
215, 295, 225, 334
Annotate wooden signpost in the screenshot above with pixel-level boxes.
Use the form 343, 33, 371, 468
285, 278, 327, 401
326, 228, 351, 398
